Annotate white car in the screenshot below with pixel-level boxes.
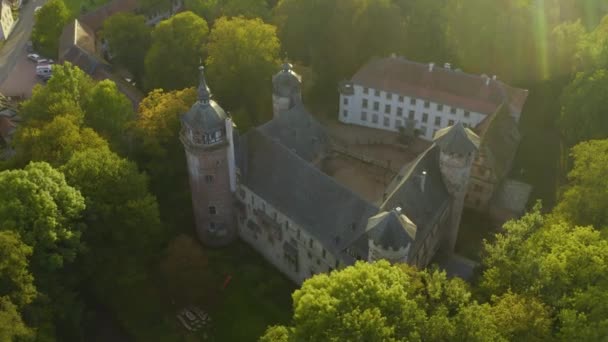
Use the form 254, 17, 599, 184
34, 6, 42, 13
37, 58, 54, 65
27, 53, 41, 62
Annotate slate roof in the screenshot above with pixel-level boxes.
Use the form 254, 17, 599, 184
381, 145, 451, 233
351, 56, 529, 119
237, 129, 378, 254
182, 67, 227, 132
433, 122, 480, 155
58, 19, 109, 75
258, 103, 329, 162
366, 210, 415, 250
476, 104, 521, 179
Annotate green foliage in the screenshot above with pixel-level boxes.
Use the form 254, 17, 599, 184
61, 147, 164, 291
0, 162, 85, 271
82, 79, 135, 142
185, 0, 269, 22
0, 297, 33, 341
555, 139, 608, 229
31, 0, 71, 58
262, 261, 545, 341
559, 69, 608, 146
550, 19, 586, 77
0, 231, 36, 308
102, 13, 152, 85
144, 11, 209, 91
13, 115, 109, 167
206, 16, 280, 127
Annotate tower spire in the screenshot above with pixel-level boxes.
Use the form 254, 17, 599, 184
198, 65, 210, 105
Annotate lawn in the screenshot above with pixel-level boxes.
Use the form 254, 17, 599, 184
109, 239, 295, 342
63, 0, 111, 16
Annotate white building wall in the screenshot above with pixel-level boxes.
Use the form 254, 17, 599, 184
339, 84, 486, 141
0, 1, 14, 41
236, 185, 341, 284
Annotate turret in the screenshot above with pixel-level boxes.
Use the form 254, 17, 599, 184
433, 122, 480, 252
180, 66, 237, 246
272, 62, 302, 118
366, 208, 416, 264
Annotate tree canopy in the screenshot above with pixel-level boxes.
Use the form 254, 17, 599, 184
102, 13, 152, 86
144, 11, 209, 91
31, 0, 71, 58
206, 16, 280, 128
0, 162, 85, 271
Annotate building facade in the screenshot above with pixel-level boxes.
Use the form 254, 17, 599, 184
0, 0, 14, 41
338, 56, 528, 141
182, 64, 481, 284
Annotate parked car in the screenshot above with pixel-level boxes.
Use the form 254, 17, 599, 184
34, 6, 41, 13
25, 41, 34, 53
36, 65, 52, 77
27, 53, 41, 62
37, 58, 54, 65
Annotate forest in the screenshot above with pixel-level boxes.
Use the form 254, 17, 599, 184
2, 0, 608, 340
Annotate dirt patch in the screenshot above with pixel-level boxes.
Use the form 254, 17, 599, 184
0, 55, 41, 98
321, 154, 394, 204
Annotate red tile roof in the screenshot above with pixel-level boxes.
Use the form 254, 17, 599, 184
351, 57, 529, 119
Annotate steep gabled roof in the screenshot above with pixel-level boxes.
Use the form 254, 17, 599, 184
477, 104, 521, 179
258, 104, 329, 162
433, 122, 480, 155
351, 56, 529, 119
366, 210, 415, 250
237, 129, 378, 255
381, 145, 450, 233
58, 19, 109, 75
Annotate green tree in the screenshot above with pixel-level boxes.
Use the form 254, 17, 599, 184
555, 139, 608, 229
550, 19, 586, 77
31, 0, 72, 58
13, 115, 109, 167
577, 14, 608, 70
559, 69, 608, 146
206, 16, 280, 127
480, 205, 608, 338
0, 162, 85, 271
261, 261, 544, 341
144, 12, 209, 91
102, 13, 152, 85
61, 148, 164, 291
82, 79, 135, 143
0, 297, 33, 341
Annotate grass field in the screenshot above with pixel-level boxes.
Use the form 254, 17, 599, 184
111, 239, 295, 342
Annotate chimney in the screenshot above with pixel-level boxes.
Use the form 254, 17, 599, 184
429, 63, 435, 72
395, 207, 402, 215
420, 170, 427, 192
444, 62, 451, 70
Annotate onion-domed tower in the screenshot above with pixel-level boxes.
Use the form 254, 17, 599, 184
180, 66, 237, 246
272, 62, 302, 118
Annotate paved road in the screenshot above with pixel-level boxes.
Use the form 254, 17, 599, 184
0, 0, 47, 86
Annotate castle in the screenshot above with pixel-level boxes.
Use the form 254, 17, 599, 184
180, 63, 482, 284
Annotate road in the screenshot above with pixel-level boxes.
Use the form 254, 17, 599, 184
0, 0, 47, 86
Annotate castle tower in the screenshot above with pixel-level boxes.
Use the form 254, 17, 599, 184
272, 62, 302, 118
180, 66, 237, 246
366, 208, 415, 264
433, 122, 480, 253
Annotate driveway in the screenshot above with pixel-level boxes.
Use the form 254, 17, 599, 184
0, 0, 48, 88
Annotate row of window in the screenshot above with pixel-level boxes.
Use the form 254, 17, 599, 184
355, 110, 456, 128
349, 97, 472, 119
359, 87, 471, 115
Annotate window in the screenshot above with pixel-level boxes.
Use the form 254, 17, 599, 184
209, 221, 215, 230
343, 97, 348, 105
385, 104, 391, 114
204, 175, 214, 184
448, 119, 455, 126
408, 110, 415, 120
335, 260, 339, 268
316, 259, 321, 266
464, 111, 470, 118
297, 229, 300, 239
437, 104, 444, 111
396, 107, 403, 116
363, 87, 369, 94
398, 95, 404, 102
373, 101, 379, 111
322, 249, 326, 258
434, 117, 441, 126
419, 126, 427, 135
209, 206, 217, 215
362, 99, 368, 108
307, 251, 312, 259
383, 117, 390, 127
285, 221, 289, 230
424, 101, 430, 108
422, 113, 428, 123
372, 114, 379, 124
395, 120, 403, 128
410, 98, 416, 105
450, 107, 456, 114
474, 184, 483, 192
309, 238, 313, 248
374, 89, 380, 97
386, 92, 392, 100
361, 111, 368, 121
342, 110, 347, 117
